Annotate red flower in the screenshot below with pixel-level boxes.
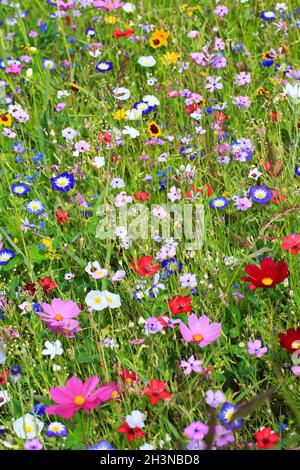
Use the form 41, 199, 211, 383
255, 427, 280, 449
0, 370, 9, 385
215, 111, 226, 123
118, 368, 138, 385
144, 379, 171, 406
38, 277, 57, 294
98, 131, 111, 144
118, 422, 144, 443
263, 161, 283, 177
185, 184, 213, 200
240, 258, 289, 290
270, 112, 278, 121
281, 234, 300, 255
278, 328, 300, 354
56, 210, 69, 225
133, 192, 149, 202
113, 29, 134, 38
21, 283, 36, 296
184, 104, 199, 115
131, 256, 159, 276
271, 189, 286, 205
168, 295, 192, 314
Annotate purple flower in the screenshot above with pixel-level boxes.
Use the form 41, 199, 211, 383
179, 273, 197, 288
205, 389, 226, 408
235, 197, 252, 211
184, 421, 209, 441
24, 438, 43, 450
144, 317, 164, 334
180, 355, 204, 375
186, 439, 207, 450
247, 339, 268, 358
214, 425, 235, 447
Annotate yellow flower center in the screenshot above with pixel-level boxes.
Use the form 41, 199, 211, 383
111, 390, 119, 398
74, 395, 85, 406
193, 334, 203, 342
262, 277, 273, 286
25, 425, 33, 433
291, 340, 300, 350
94, 297, 101, 304
54, 314, 63, 321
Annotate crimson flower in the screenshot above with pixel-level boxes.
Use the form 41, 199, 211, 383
143, 379, 171, 406
113, 29, 134, 38
118, 368, 138, 385
168, 295, 192, 314
21, 283, 36, 296
0, 369, 9, 385
118, 422, 144, 443
281, 234, 300, 255
133, 191, 149, 202
255, 427, 280, 449
278, 328, 300, 354
56, 210, 69, 225
38, 277, 57, 294
240, 258, 289, 289
131, 256, 159, 276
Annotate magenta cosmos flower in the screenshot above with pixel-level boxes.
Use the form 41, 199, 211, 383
38, 298, 80, 337
180, 313, 221, 347
46, 375, 115, 419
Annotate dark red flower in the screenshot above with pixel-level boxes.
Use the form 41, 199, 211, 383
118, 422, 144, 443
118, 368, 138, 385
168, 295, 192, 314
21, 283, 36, 296
271, 189, 286, 205
184, 104, 199, 115
255, 427, 280, 449
278, 328, 300, 354
131, 256, 159, 276
270, 112, 278, 121
0, 369, 9, 385
38, 277, 57, 295
113, 29, 135, 38
133, 192, 149, 202
281, 234, 300, 255
143, 379, 171, 406
240, 258, 289, 290
56, 210, 69, 225
263, 161, 283, 176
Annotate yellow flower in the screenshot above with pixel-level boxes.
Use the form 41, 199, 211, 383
114, 109, 126, 120
104, 15, 117, 24
41, 238, 53, 250
147, 121, 161, 137
164, 52, 180, 65
149, 29, 169, 48
0, 113, 12, 127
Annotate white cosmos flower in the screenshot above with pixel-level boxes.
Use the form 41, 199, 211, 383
113, 87, 131, 101
122, 2, 136, 12
125, 410, 146, 428
85, 290, 121, 311
284, 82, 300, 104
122, 126, 140, 138
91, 156, 105, 169
143, 94, 160, 106
85, 261, 108, 279
42, 340, 63, 360
13, 414, 44, 440
126, 108, 142, 120
138, 56, 156, 67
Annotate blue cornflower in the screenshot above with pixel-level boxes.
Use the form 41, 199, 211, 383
209, 197, 229, 210
33, 403, 46, 416
161, 258, 183, 276
85, 27, 96, 37
249, 185, 273, 204
10, 365, 23, 383
261, 59, 274, 67
25, 199, 45, 215
0, 249, 15, 265
50, 172, 75, 192
42, 58, 56, 70
295, 166, 300, 176
260, 11, 276, 21
218, 402, 244, 430
88, 440, 116, 450
133, 101, 155, 115
11, 182, 31, 197
46, 422, 68, 438
95, 61, 113, 72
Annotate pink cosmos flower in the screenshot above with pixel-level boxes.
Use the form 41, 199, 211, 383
75, 140, 90, 153
180, 313, 221, 347
46, 375, 115, 419
291, 366, 300, 377
214, 5, 229, 17
38, 298, 80, 337
93, 0, 123, 10
180, 355, 204, 375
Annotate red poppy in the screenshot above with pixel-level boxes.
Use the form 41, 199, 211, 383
143, 379, 171, 406
98, 131, 111, 144
185, 183, 213, 200
215, 111, 227, 123
278, 328, 300, 354
281, 234, 300, 255
38, 277, 57, 294
118, 368, 138, 385
255, 427, 280, 449
270, 112, 278, 121
56, 210, 69, 225
0, 369, 9, 385
118, 422, 144, 443
168, 295, 192, 314
271, 189, 286, 205
133, 192, 149, 202
113, 29, 135, 38
240, 258, 289, 290
65, 15, 71, 25
184, 104, 199, 115
263, 161, 283, 176
131, 256, 159, 276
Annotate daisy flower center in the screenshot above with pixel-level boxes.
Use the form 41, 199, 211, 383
262, 277, 273, 286
74, 395, 85, 406
193, 334, 203, 342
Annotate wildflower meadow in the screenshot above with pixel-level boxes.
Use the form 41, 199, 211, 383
0, 0, 300, 454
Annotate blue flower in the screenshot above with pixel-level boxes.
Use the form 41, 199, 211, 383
295, 166, 300, 176
0, 249, 15, 265
95, 61, 113, 72
249, 185, 272, 204
86, 27, 96, 37
218, 402, 244, 430
33, 403, 46, 416
260, 11, 276, 21
209, 197, 229, 210
161, 258, 182, 276
42, 58, 56, 70
50, 172, 75, 192
88, 440, 116, 450
11, 182, 31, 197
46, 422, 68, 437
133, 101, 156, 115
25, 199, 45, 215
261, 59, 274, 67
